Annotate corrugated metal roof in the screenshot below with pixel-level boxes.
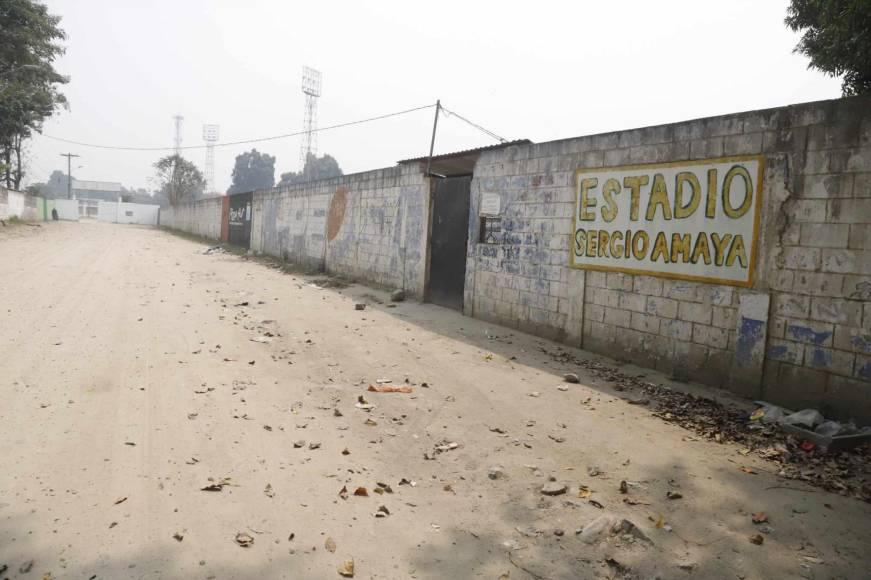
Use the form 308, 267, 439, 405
397, 139, 532, 164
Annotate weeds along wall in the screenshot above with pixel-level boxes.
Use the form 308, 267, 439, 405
465, 95, 871, 422
250, 164, 430, 297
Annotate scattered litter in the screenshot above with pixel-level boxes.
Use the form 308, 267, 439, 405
325, 537, 337, 553
235, 532, 254, 547
368, 384, 412, 393
114, 496, 128, 505
540, 482, 567, 496
666, 491, 683, 500
264, 483, 275, 498
563, 373, 580, 384
374, 505, 390, 518
390, 289, 406, 302
201, 477, 234, 492
749, 533, 764, 545
338, 558, 355, 577
173, 531, 185, 542
751, 512, 768, 524
354, 303, 366, 311
353, 487, 369, 497
488, 466, 505, 480
587, 465, 601, 477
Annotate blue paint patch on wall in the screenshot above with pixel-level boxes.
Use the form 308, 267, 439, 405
735, 317, 765, 366
857, 361, 871, 380
767, 344, 794, 362
786, 324, 832, 345
851, 333, 871, 354
809, 347, 832, 368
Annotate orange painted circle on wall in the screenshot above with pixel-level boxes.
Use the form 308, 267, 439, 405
327, 186, 348, 241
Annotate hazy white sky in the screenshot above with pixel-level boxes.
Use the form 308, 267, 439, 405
26, 0, 841, 193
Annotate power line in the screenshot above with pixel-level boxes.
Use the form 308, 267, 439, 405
440, 105, 508, 144
37, 103, 437, 152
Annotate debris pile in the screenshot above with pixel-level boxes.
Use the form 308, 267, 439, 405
541, 347, 871, 502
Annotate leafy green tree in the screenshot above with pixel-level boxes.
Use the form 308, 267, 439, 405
227, 148, 275, 194
278, 153, 343, 187
0, 0, 69, 189
786, 0, 871, 96
154, 155, 205, 206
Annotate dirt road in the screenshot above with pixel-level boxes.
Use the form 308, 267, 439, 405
1, 221, 869, 579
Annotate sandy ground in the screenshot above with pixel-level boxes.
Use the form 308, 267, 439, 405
0, 221, 869, 580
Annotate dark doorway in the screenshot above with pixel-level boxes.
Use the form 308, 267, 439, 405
427, 176, 471, 310
228, 192, 252, 248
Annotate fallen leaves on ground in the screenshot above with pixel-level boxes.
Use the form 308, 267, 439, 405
539, 346, 871, 502
367, 384, 412, 393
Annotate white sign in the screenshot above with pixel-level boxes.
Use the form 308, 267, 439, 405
570, 156, 763, 286
480, 193, 501, 216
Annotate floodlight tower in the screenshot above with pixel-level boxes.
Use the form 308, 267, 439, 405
202, 124, 219, 193
173, 114, 184, 156
299, 66, 321, 170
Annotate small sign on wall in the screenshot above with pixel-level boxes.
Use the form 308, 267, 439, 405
570, 156, 763, 287
480, 193, 501, 216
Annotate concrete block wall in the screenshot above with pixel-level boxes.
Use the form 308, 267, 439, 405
0, 187, 43, 221
161, 197, 223, 240
251, 164, 430, 297
466, 96, 871, 422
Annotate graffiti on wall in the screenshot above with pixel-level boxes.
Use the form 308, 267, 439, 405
570, 155, 763, 286
327, 186, 348, 241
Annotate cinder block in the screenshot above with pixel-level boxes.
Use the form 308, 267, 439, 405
828, 199, 871, 223
810, 297, 864, 324
633, 275, 663, 296
799, 174, 853, 199
855, 355, 871, 381
723, 133, 763, 155
822, 249, 871, 274
692, 324, 729, 349
678, 301, 713, 325
603, 307, 631, 328
849, 225, 871, 250
767, 338, 804, 364
700, 286, 734, 306
793, 272, 844, 297
785, 319, 834, 346
646, 296, 679, 319
792, 200, 828, 222
606, 272, 634, 291
712, 306, 737, 329
690, 137, 724, 160
847, 148, 871, 172
804, 345, 854, 376
662, 280, 700, 302
833, 325, 871, 354
661, 319, 693, 341
586, 271, 607, 288
800, 223, 850, 248
782, 246, 821, 270
584, 303, 605, 323
630, 312, 660, 334
618, 292, 647, 313
853, 173, 871, 197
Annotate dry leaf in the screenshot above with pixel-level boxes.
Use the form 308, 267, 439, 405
578, 485, 592, 499
113, 496, 127, 505
353, 487, 369, 497
751, 512, 768, 524
749, 533, 764, 545
339, 485, 349, 500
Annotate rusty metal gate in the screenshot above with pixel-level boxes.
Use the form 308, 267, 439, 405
427, 176, 471, 310
228, 192, 252, 248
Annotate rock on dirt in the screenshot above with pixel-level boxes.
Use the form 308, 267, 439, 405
390, 289, 406, 302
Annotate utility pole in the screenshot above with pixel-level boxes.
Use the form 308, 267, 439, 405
60, 152, 80, 199
425, 100, 441, 177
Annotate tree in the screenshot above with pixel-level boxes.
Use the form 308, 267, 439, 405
278, 153, 343, 188
43, 168, 69, 198
786, 0, 871, 96
0, 0, 69, 189
154, 155, 205, 206
227, 148, 275, 194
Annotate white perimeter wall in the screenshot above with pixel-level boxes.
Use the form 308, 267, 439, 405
97, 201, 160, 225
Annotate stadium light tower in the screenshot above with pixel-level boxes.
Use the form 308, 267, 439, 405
173, 114, 184, 156
299, 66, 321, 171
202, 124, 219, 194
